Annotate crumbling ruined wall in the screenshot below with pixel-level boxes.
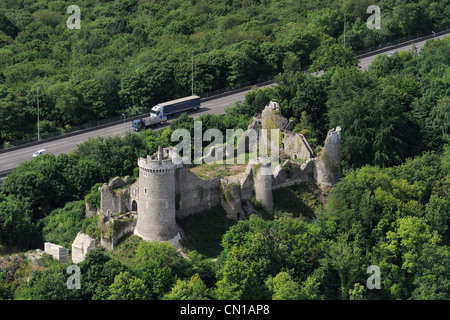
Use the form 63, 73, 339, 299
315, 127, 342, 186
174, 167, 222, 219
44, 242, 69, 263
72, 232, 95, 264
220, 177, 244, 220
261, 101, 294, 132
100, 213, 137, 250
272, 159, 315, 190
100, 176, 136, 218
256, 101, 342, 188
281, 132, 314, 161
252, 159, 274, 211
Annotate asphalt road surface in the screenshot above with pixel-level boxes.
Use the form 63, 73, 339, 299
358, 33, 447, 71
0, 32, 448, 177
0, 88, 260, 175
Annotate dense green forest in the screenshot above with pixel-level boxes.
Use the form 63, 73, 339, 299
1, 0, 449, 145
0, 0, 450, 301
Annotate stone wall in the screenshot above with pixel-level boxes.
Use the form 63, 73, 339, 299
252, 160, 274, 210
174, 166, 222, 219
220, 177, 244, 220
315, 127, 342, 186
101, 213, 137, 250
100, 176, 136, 218
72, 232, 95, 264
281, 131, 314, 161
44, 242, 69, 263
272, 159, 315, 190
261, 101, 293, 131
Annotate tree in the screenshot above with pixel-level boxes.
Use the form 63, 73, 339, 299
46, 82, 84, 125
226, 87, 274, 117
16, 265, 81, 300
375, 216, 442, 299
134, 241, 187, 299
0, 99, 34, 143
226, 41, 263, 86
424, 195, 450, 237
430, 96, 450, 143
273, 52, 304, 109
266, 271, 301, 300
75, 79, 108, 120
1, 154, 71, 221
0, 194, 41, 249
79, 248, 128, 300
368, 52, 405, 78
0, 12, 19, 38
310, 43, 358, 74
411, 244, 450, 300
108, 272, 150, 300
276, 24, 321, 66
118, 55, 179, 114
392, 2, 430, 36
307, 8, 342, 38
163, 274, 209, 300
327, 68, 420, 169
215, 245, 265, 300
216, 214, 323, 299
319, 234, 363, 299
287, 74, 329, 142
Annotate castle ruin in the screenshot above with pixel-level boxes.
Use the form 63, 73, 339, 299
92, 101, 342, 249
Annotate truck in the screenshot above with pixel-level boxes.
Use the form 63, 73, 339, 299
132, 95, 201, 132
132, 116, 167, 132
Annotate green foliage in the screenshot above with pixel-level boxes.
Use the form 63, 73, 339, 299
178, 207, 236, 258
327, 68, 420, 169
0, 194, 41, 249
0, 12, 19, 38
134, 241, 187, 299
79, 247, 129, 300
107, 271, 150, 300
314, 148, 450, 299
16, 264, 81, 300
2, 0, 450, 302
266, 271, 301, 300
310, 43, 358, 74
163, 274, 210, 300
216, 214, 323, 299
41, 200, 99, 249
85, 183, 102, 211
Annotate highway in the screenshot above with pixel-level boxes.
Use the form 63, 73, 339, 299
0, 88, 257, 176
0, 31, 448, 179
359, 33, 446, 71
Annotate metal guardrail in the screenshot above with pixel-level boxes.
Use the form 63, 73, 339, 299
354, 26, 450, 58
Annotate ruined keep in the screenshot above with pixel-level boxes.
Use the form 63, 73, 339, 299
134, 146, 181, 247
93, 101, 342, 249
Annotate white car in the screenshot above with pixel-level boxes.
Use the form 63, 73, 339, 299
388, 51, 397, 57
32, 149, 47, 158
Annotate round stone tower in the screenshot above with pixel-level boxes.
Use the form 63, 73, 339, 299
315, 126, 342, 186
253, 158, 274, 211
134, 146, 181, 247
